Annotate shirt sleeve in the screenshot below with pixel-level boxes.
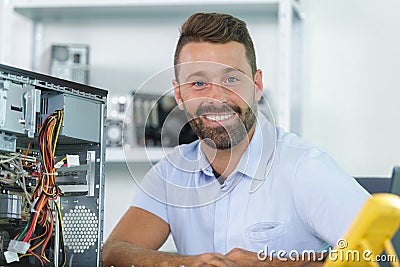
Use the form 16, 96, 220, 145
293, 147, 371, 246
131, 164, 169, 224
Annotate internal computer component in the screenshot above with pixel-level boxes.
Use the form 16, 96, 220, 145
132, 93, 197, 147
0, 64, 107, 267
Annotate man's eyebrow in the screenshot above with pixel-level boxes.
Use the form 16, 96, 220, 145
184, 68, 246, 79
222, 67, 246, 75
183, 71, 208, 82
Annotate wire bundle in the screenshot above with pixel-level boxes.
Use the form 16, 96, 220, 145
13, 109, 66, 266
0, 152, 33, 204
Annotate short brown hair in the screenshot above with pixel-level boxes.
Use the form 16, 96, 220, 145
174, 12, 257, 78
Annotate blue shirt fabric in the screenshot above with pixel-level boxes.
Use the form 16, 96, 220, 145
132, 113, 370, 255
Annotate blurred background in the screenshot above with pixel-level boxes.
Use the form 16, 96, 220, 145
1, 0, 399, 252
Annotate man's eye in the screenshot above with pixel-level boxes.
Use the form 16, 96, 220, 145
226, 77, 238, 83
193, 81, 206, 87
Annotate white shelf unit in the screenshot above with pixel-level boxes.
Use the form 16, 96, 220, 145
4, 0, 303, 162
12, 0, 281, 19
106, 146, 174, 163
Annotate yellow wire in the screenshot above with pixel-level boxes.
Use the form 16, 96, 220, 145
53, 110, 64, 154
26, 110, 65, 265
30, 237, 46, 251
42, 253, 51, 262
55, 202, 66, 267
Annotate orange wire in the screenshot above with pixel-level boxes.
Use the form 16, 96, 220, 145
22, 138, 40, 168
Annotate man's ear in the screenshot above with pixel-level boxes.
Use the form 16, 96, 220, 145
172, 79, 184, 110
254, 69, 263, 102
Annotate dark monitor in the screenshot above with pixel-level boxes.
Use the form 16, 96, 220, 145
390, 166, 400, 252
390, 166, 400, 195
355, 177, 391, 194
381, 166, 400, 266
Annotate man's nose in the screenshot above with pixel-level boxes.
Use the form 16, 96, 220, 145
207, 83, 228, 102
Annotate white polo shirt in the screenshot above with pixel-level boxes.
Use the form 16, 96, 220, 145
132, 113, 370, 255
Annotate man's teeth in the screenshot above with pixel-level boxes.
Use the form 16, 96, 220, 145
205, 114, 233, 121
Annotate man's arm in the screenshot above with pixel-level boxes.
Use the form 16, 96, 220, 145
102, 207, 240, 267
102, 207, 323, 267
102, 206, 170, 266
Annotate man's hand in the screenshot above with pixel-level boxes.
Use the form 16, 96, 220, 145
182, 253, 239, 267
225, 248, 269, 267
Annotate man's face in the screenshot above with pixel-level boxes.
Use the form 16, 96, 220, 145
173, 41, 263, 150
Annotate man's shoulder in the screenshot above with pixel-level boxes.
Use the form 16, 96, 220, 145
272, 127, 333, 168
275, 127, 317, 152
167, 140, 200, 160
156, 140, 201, 170
273, 127, 349, 180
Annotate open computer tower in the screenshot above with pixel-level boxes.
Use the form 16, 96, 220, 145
0, 64, 107, 267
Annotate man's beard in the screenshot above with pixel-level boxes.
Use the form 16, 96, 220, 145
187, 103, 256, 150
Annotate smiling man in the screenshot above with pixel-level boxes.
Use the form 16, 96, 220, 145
102, 13, 370, 267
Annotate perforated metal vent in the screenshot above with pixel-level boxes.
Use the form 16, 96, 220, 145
72, 68, 87, 83
63, 205, 98, 254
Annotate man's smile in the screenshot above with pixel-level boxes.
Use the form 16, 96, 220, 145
200, 113, 238, 127
203, 113, 235, 122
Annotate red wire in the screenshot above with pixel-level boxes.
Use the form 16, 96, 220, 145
41, 205, 53, 255
19, 111, 64, 264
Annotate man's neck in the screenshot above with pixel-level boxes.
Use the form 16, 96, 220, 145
201, 123, 256, 180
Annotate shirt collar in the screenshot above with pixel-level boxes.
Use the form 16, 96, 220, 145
236, 112, 276, 180
197, 144, 214, 176
196, 112, 276, 184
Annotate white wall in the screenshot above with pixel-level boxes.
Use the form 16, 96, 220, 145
301, 0, 400, 176
0, 0, 32, 66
